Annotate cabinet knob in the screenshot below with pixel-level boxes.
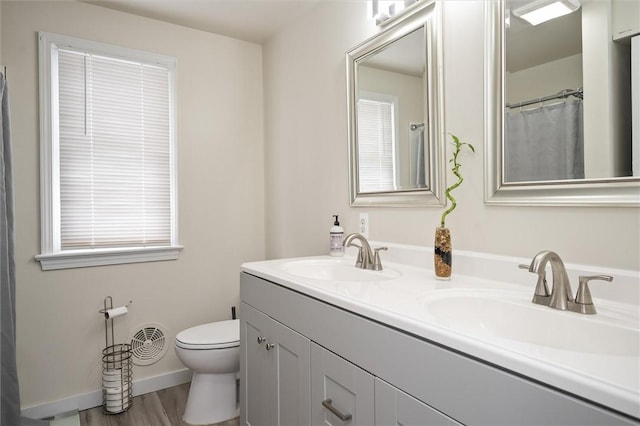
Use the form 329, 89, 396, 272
257, 336, 266, 344
265, 343, 275, 350
321, 398, 352, 422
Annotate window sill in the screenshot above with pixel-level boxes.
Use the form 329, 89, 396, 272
35, 246, 183, 270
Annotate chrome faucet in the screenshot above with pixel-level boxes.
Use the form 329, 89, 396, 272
528, 250, 573, 310
343, 233, 387, 271
523, 250, 613, 314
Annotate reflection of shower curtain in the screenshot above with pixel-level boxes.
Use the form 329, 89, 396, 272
415, 128, 426, 187
505, 100, 584, 182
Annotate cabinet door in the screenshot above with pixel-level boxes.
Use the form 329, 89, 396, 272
612, 0, 640, 39
266, 314, 311, 426
375, 378, 461, 426
240, 302, 271, 426
240, 302, 311, 426
311, 343, 374, 426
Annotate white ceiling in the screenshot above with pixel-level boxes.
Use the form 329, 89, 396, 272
83, 0, 581, 70
363, 27, 424, 77
83, 0, 323, 44
506, 0, 582, 72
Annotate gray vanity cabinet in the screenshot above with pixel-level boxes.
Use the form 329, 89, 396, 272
241, 273, 461, 426
309, 342, 458, 426
310, 342, 375, 425
240, 272, 638, 426
309, 341, 460, 426
375, 379, 461, 426
240, 302, 311, 426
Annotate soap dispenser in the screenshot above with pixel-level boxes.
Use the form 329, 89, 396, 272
329, 215, 344, 257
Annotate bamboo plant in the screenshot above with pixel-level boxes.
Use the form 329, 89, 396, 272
440, 134, 475, 228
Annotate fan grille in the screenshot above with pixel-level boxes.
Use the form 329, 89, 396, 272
128, 324, 168, 366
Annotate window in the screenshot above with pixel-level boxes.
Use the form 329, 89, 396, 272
357, 92, 398, 192
36, 32, 181, 270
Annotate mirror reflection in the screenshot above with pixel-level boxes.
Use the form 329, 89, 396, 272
356, 28, 427, 193
485, 0, 640, 206
347, 0, 444, 207
504, 0, 637, 184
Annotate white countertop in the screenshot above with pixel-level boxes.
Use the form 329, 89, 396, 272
242, 244, 640, 419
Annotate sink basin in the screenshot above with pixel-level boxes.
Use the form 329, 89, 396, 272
423, 290, 639, 357
280, 258, 401, 282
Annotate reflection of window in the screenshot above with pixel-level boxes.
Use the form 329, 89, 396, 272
357, 92, 397, 192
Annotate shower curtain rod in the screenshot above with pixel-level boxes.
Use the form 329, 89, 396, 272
506, 88, 583, 109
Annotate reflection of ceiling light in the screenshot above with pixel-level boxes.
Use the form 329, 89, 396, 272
513, 0, 581, 26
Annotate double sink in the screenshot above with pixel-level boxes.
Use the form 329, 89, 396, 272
280, 257, 638, 358
247, 252, 640, 418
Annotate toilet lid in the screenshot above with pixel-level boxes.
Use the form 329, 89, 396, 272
175, 319, 239, 350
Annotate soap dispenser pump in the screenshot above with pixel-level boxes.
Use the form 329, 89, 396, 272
329, 215, 344, 257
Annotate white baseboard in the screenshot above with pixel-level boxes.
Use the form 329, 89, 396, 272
21, 369, 192, 420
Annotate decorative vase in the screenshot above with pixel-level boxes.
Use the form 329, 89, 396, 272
434, 226, 452, 280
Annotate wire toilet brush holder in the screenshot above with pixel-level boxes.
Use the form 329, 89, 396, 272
99, 296, 133, 414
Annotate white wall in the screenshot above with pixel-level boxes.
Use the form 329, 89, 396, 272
263, 1, 640, 271
583, 0, 620, 178
505, 53, 582, 105
2, 1, 264, 410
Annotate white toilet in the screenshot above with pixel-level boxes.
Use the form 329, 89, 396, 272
175, 319, 240, 425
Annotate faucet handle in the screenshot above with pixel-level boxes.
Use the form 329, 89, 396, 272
574, 275, 613, 313
372, 247, 388, 271
349, 242, 364, 268
519, 264, 550, 304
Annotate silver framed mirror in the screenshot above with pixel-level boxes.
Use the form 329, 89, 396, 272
347, 0, 444, 207
485, 0, 640, 206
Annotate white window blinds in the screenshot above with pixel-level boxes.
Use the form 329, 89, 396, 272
57, 49, 171, 250
357, 96, 397, 192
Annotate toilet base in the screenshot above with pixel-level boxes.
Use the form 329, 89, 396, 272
183, 371, 238, 425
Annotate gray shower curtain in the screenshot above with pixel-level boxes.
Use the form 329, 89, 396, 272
504, 100, 584, 182
0, 69, 23, 426
1, 72, 48, 426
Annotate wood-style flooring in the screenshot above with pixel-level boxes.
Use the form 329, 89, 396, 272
79, 383, 239, 426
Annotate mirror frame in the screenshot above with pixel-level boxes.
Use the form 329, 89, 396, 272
347, 0, 445, 207
485, 0, 640, 207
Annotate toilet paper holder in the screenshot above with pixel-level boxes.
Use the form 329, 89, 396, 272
99, 296, 133, 415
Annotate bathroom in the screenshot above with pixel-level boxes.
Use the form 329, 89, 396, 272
0, 0, 638, 424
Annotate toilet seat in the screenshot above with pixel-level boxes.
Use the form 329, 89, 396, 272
175, 319, 239, 350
